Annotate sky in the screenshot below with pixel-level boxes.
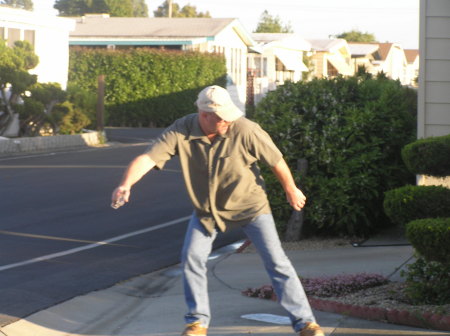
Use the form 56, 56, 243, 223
34, 0, 420, 49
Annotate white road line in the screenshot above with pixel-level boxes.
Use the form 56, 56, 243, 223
0, 215, 191, 272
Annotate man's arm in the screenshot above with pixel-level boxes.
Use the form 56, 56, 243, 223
271, 158, 306, 211
111, 154, 156, 205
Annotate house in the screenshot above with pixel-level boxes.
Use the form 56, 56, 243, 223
348, 42, 380, 75
404, 49, 419, 87
248, 33, 311, 104
69, 15, 255, 111
0, 6, 75, 136
0, 6, 75, 88
306, 39, 353, 78
348, 42, 413, 86
370, 43, 408, 85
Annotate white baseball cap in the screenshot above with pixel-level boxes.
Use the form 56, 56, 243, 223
195, 85, 244, 122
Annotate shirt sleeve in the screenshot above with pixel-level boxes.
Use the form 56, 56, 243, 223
247, 122, 283, 167
144, 123, 179, 170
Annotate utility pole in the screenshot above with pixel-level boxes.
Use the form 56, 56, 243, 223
284, 158, 308, 242
96, 74, 105, 132
168, 0, 173, 17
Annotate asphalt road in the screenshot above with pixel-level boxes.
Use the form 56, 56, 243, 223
0, 128, 244, 326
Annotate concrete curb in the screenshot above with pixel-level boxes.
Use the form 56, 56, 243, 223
0, 131, 104, 156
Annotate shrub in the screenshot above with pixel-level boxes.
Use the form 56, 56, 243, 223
69, 48, 227, 127
52, 102, 91, 134
383, 185, 450, 226
401, 134, 450, 177
406, 218, 450, 264
253, 76, 416, 236
402, 256, 450, 305
66, 84, 97, 129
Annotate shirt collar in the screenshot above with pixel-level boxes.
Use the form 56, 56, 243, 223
187, 114, 230, 141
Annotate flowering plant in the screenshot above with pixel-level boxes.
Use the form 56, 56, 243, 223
242, 273, 389, 299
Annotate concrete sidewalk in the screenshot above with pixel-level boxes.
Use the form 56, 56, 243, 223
2, 242, 449, 336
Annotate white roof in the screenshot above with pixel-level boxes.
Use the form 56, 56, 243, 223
348, 43, 379, 56
252, 33, 311, 51
307, 39, 347, 52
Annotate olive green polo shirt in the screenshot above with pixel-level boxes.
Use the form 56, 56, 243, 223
145, 113, 283, 234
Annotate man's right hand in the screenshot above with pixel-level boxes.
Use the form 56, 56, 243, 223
110, 154, 156, 209
111, 186, 130, 209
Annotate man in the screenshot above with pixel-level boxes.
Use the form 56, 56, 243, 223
111, 85, 324, 336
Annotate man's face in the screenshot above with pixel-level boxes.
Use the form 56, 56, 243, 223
200, 112, 232, 136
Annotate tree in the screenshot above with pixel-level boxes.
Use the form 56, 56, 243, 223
0, 40, 38, 135
254, 10, 293, 33
153, 0, 211, 18
54, 0, 148, 17
132, 0, 148, 17
336, 30, 376, 43
0, 0, 33, 10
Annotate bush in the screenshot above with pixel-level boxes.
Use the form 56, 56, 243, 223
52, 102, 91, 134
69, 48, 227, 127
383, 185, 450, 226
402, 256, 450, 305
406, 218, 450, 264
66, 84, 97, 129
401, 134, 450, 177
253, 75, 416, 236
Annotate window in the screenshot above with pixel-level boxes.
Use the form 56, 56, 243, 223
24, 30, 35, 46
7, 28, 20, 47
327, 60, 339, 77
262, 57, 268, 77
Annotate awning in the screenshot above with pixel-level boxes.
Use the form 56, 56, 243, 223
327, 54, 353, 76
274, 50, 308, 72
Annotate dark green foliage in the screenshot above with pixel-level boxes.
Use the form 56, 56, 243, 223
401, 134, 450, 177
401, 256, 450, 305
153, 0, 210, 17
406, 218, 450, 264
52, 101, 91, 134
0, 0, 33, 10
68, 48, 227, 127
66, 84, 97, 128
383, 185, 450, 226
253, 76, 416, 236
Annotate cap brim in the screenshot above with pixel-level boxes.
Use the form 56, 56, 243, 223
215, 106, 244, 122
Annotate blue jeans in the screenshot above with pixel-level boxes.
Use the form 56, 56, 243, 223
181, 213, 316, 332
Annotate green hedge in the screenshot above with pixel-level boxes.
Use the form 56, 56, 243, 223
406, 218, 450, 264
68, 47, 227, 127
401, 134, 450, 177
384, 185, 450, 226
253, 75, 416, 236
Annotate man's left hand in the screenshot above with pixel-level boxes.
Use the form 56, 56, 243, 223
286, 187, 306, 211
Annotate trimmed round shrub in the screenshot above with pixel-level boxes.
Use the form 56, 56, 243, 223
383, 185, 450, 226
401, 134, 450, 177
406, 218, 450, 264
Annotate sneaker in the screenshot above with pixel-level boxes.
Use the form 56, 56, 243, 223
299, 322, 325, 336
181, 322, 207, 336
